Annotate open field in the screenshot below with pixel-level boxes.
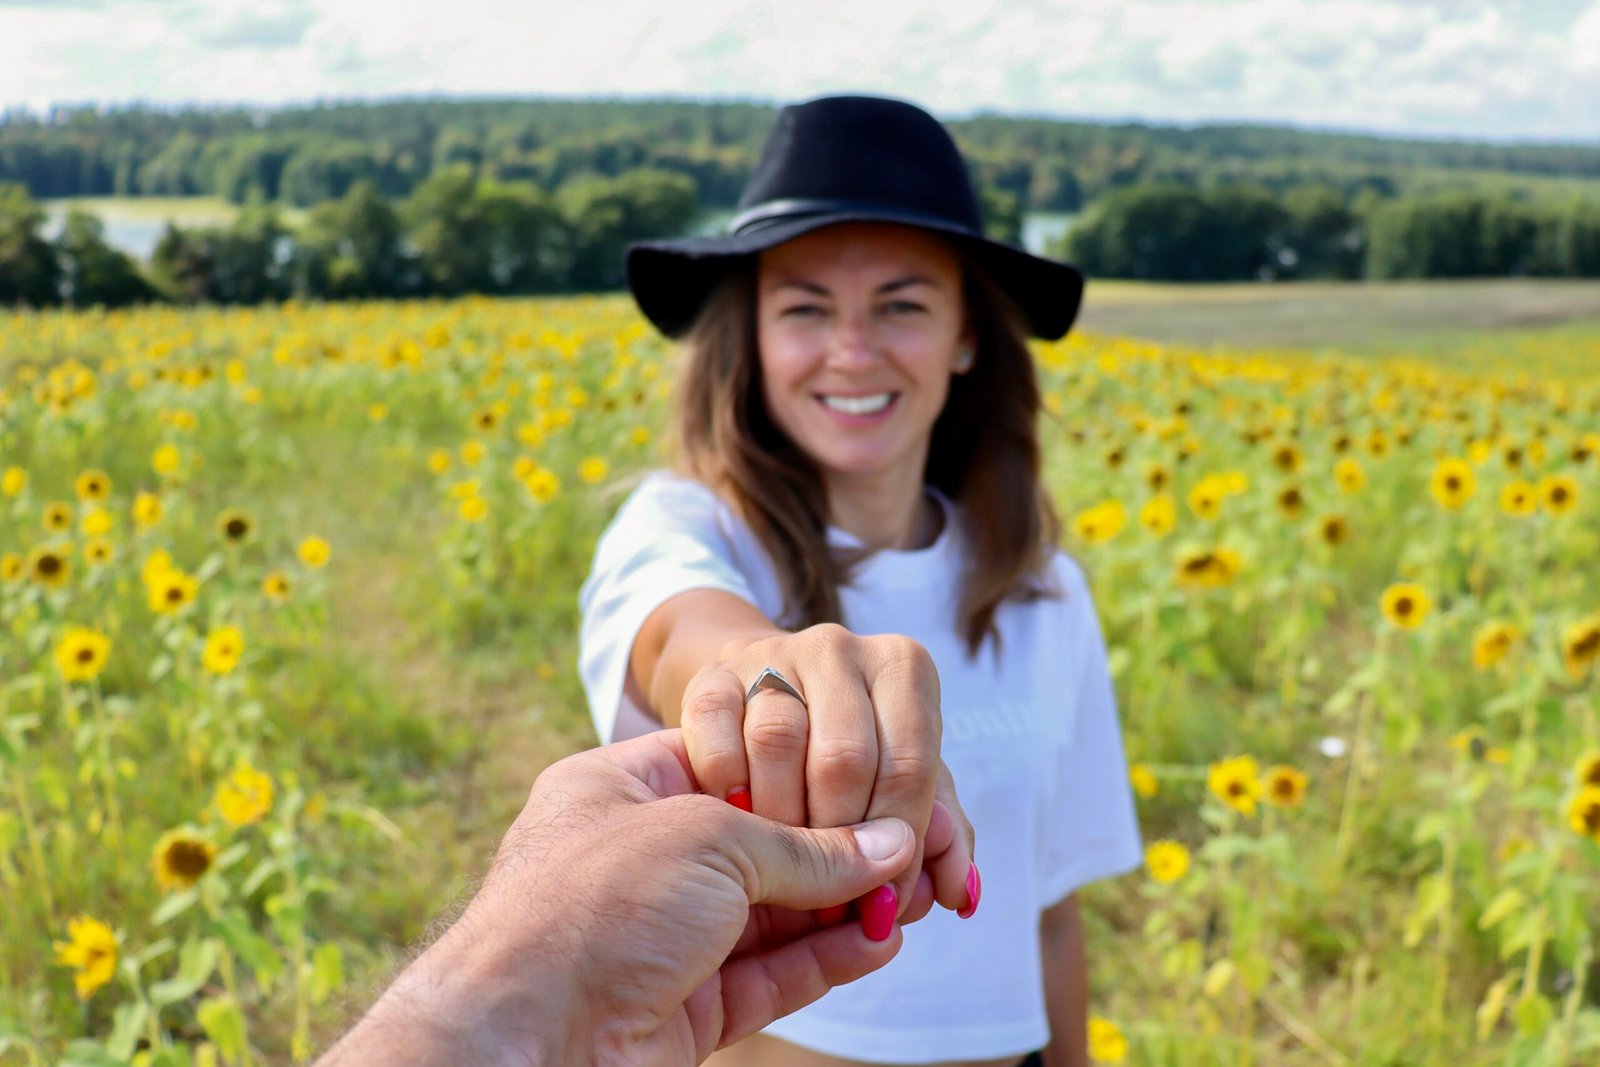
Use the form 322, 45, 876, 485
0, 290, 1597, 1065
1078, 278, 1600, 352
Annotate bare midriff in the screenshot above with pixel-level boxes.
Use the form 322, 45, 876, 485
706, 1034, 1029, 1067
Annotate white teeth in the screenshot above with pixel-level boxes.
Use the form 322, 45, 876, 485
821, 393, 894, 415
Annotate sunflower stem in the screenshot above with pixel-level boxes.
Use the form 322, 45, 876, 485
90, 681, 122, 844
1332, 689, 1371, 882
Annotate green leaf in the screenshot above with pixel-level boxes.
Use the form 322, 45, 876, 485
59, 1040, 124, 1067
309, 942, 344, 1006
149, 937, 219, 1008
152, 888, 199, 926
214, 909, 284, 990
239, 858, 278, 897
133, 937, 177, 969
1477, 888, 1526, 931
1512, 993, 1554, 1037
1404, 875, 1448, 948
147, 1046, 194, 1067
213, 843, 249, 871
196, 996, 247, 1063
108, 1001, 150, 1060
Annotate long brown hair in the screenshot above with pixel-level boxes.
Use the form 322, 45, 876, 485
671, 245, 1061, 657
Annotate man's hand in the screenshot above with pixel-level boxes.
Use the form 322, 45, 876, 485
321, 729, 931, 1066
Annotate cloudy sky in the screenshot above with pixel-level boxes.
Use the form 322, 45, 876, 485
5, 0, 1600, 142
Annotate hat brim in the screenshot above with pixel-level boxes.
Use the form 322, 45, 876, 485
626, 211, 1085, 341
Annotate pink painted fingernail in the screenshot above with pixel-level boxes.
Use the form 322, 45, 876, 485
957, 862, 982, 919
725, 786, 752, 813
860, 885, 897, 942
815, 903, 850, 926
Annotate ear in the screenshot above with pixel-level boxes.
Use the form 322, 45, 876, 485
952, 327, 977, 375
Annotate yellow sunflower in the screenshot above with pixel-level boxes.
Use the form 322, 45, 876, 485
1129, 763, 1159, 799
523, 468, 560, 503
132, 491, 163, 530
1563, 617, 1600, 680
53, 915, 118, 1000
83, 539, 115, 568
1208, 755, 1262, 816
458, 496, 489, 523
1333, 457, 1365, 493
214, 762, 274, 827
427, 448, 452, 475
1380, 582, 1431, 630
1430, 458, 1475, 510
1175, 546, 1242, 589
1087, 1017, 1128, 1064
1499, 481, 1536, 517
298, 536, 331, 569
1, 465, 25, 496
1144, 840, 1190, 884
42, 501, 73, 533
201, 625, 244, 675
1, 552, 22, 582
29, 546, 71, 589
579, 456, 609, 485
1539, 474, 1579, 516
152, 444, 181, 475
75, 469, 112, 503
1263, 765, 1309, 808
146, 567, 199, 615
150, 828, 218, 892
1318, 515, 1350, 547
1472, 621, 1520, 670
1568, 786, 1600, 845
1275, 485, 1305, 519
217, 509, 254, 544
55, 626, 111, 683
261, 571, 291, 601
1139, 495, 1176, 537
80, 508, 113, 537
1074, 500, 1127, 545
1574, 751, 1600, 789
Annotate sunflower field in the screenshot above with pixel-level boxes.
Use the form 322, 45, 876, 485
1, 294, 1597, 1066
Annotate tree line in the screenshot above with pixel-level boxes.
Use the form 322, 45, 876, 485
7, 175, 1600, 309
0, 165, 700, 308
6, 98, 1600, 214
1061, 185, 1600, 282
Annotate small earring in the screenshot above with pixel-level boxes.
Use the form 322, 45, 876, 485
954, 349, 974, 372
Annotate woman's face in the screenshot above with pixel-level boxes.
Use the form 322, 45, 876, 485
755, 222, 971, 496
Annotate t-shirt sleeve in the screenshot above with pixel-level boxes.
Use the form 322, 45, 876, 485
578, 474, 762, 744
1038, 557, 1143, 904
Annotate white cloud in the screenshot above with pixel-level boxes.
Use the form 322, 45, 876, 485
1, 0, 1598, 140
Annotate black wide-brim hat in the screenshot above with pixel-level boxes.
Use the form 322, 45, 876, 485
626, 94, 1085, 341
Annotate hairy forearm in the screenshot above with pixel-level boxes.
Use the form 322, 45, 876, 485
319, 898, 579, 1065
1039, 895, 1088, 1067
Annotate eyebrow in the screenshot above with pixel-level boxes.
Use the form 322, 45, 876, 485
769, 275, 940, 296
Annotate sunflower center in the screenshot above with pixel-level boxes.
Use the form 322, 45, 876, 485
1396, 597, 1414, 615
166, 840, 213, 879
38, 556, 61, 575
1584, 804, 1600, 835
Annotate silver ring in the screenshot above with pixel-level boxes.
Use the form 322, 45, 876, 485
745, 666, 805, 706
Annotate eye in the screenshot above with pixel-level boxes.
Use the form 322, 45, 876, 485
882, 300, 926, 315
779, 304, 825, 319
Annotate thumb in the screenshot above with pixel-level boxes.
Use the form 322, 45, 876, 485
731, 815, 915, 911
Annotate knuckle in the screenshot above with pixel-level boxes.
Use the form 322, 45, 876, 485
745, 713, 809, 762
807, 736, 878, 791
680, 687, 737, 733
875, 745, 937, 799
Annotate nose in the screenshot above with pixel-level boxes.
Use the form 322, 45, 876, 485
825, 310, 879, 369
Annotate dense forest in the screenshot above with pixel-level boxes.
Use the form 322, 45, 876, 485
6, 97, 1600, 210
2, 97, 1600, 306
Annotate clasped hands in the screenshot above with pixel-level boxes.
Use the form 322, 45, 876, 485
321, 625, 971, 1066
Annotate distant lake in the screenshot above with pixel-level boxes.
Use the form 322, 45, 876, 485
45, 198, 1075, 262
43, 198, 243, 261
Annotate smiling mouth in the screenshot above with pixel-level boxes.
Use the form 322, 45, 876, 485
819, 392, 896, 415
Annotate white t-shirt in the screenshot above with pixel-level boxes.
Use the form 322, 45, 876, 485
578, 471, 1143, 1064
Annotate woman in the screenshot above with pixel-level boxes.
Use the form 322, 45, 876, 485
579, 95, 1141, 1067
